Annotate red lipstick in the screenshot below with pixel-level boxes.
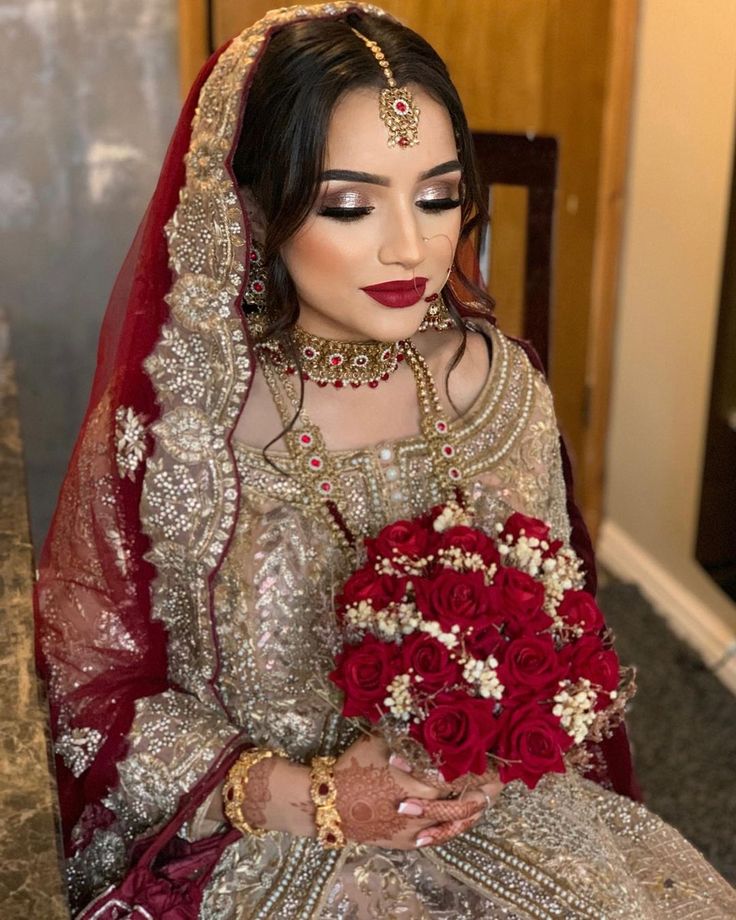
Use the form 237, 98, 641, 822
360, 277, 427, 308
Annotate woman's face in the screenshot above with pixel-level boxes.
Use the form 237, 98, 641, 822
279, 85, 463, 342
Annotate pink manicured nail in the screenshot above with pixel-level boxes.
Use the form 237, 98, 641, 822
398, 801, 423, 816
389, 753, 412, 773
416, 835, 433, 847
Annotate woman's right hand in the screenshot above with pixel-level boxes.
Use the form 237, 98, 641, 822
333, 732, 493, 850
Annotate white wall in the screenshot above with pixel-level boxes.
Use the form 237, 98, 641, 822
601, 0, 736, 687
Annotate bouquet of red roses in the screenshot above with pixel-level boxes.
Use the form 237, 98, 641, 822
328, 502, 634, 790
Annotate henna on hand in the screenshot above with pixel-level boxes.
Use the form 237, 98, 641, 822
415, 797, 484, 824
418, 813, 479, 847
333, 755, 409, 843
242, 756, 278, 831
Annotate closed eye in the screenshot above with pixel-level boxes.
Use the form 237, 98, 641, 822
418, 197, 461, 212
316, 206, 374, 222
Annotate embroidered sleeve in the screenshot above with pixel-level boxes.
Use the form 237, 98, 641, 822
105, 690, 244, 843
467, 361, 572, 546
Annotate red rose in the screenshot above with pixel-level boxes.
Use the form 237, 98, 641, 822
496, 702, 573, 789
557, 590, 605, 635
414, 569, 498, 633
499, 635, 564, 701
400, 633, 462, 693
500, 513, 551, 543
495, 567, 552, 636
563, 636, 619, 695
410, 692, 500, 781
337, 567, 407, 616
366, 518, 437, 565
437, 525, 500, 567
329, 635, 402, 722
466, 622, 506, 662
542, 538, 565, 559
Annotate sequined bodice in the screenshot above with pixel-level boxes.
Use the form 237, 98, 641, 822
211, 326, 570, 762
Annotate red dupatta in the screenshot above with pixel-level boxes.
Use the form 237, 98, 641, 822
34, 2, 639, 900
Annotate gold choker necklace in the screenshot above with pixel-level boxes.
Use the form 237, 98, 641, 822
257, 325, 407, 389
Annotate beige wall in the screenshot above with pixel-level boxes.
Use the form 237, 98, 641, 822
602, 0, 736, 655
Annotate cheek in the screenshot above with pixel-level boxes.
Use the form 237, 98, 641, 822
281, 223, 369, 290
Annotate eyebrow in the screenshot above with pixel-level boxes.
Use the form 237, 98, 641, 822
319, 159, 462, 186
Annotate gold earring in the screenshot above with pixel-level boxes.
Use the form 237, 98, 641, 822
244, 238, 267, 310
418, 291, 454, 332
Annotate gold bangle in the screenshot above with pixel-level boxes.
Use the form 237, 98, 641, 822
309, 754, 345, 849
223, 747, 276, 837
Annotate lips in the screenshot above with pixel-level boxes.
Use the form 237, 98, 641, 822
360, 277, 428, 308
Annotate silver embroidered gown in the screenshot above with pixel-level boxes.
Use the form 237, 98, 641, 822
70, 325, 736, 918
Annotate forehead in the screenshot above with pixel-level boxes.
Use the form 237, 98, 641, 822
324, 86, 457, 175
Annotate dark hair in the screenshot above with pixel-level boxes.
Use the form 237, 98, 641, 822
232, 13, 493, 328
231, 11, 494, 453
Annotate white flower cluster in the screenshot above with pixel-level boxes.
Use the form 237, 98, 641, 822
432, 501, 474, 533
493, 525, 585, 629
437, 545, 494, 580
552, 679, 598, 743
383, 673, 413, 721
462, 655, 504, 700
375, 554, 433, 577
344, 596, 467, 651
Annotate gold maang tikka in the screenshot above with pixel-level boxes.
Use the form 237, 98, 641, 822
350, 27, 420, 148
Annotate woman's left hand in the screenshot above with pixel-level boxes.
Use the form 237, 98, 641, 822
392, 755, 504, 847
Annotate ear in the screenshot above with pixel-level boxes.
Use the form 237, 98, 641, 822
237, 185, 267, 245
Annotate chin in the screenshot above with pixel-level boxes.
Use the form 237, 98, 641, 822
360, 305, 427, 342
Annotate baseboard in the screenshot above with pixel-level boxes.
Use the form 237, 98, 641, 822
597, 520, 736, 696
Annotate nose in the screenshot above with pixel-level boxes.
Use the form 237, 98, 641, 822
377, 202, 425, 269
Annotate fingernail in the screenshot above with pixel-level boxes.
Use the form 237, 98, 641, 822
389, 754, 412, 773
416, 835, 433, 847
397, 801, 423, 816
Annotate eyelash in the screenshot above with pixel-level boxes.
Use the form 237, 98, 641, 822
317, 198, 462, 222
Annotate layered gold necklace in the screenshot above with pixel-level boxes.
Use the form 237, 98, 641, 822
255, 326, 466, 550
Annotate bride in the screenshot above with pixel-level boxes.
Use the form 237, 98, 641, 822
35, 4, 735, 917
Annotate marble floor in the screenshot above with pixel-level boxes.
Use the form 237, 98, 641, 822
0, 312, 68, 917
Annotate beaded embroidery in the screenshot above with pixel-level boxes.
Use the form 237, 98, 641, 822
258, 337, 466, 550
256, 326, 407, 389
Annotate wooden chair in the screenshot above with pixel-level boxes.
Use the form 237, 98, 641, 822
471, 132, 559, 372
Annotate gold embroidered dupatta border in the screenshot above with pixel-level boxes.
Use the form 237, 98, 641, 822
138, 3, 390, 707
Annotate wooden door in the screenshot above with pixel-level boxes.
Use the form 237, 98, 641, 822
697, 139, 736, 602
178, 0, 639, 539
